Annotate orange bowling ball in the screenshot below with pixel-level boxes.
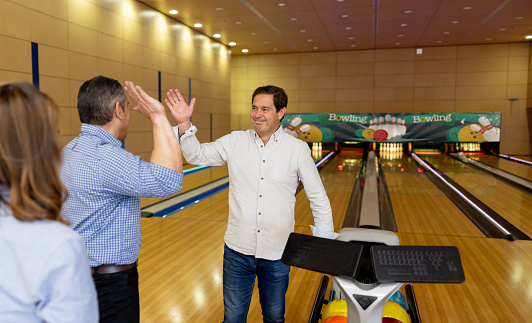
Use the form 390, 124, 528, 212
323, 315, 348, 323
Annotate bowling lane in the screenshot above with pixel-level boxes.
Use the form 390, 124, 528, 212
380, 152, 485, 237
295, 151, 363, 232
423, 154, 532, 237
469, 154, 532, 181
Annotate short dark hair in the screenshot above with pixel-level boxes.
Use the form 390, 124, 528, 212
252, 85, 288, 113
77, 75, 126, 125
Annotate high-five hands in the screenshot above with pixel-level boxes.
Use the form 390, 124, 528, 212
165, 89, 196, 126
124, 81, 165, 120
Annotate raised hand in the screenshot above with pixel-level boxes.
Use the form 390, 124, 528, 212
124, 81, 165, 120
165, 89, 196, 125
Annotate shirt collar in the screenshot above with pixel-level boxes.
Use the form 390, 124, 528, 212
81, 123, 122, 147
253, 125, 284, 143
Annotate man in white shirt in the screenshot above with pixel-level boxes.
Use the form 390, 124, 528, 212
166, 85, 336, 323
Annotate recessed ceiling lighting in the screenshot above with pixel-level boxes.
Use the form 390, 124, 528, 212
307, 39, 313, 42
278, 2, 286, 6
290, 17, 298, 21
235, 21, 243, 25
350, 44, 356, 47
400, 23, 408, 27
395, 42, 401, 45
229, 42, 236, 46
337, 0, 345, 2
216, 8, 224, 11
263, 41, 269, 44
213, 34, 221, 38
514, 16, 523, 20
436, 41, 443, 43
404, 10, 412, 14
194, 23, 202, 28
499, 28, 506, 31
398, 34, 404, 37
463, 6, 472, 10
526, 35, 532, 39
313, 47, 319, 49
273, 48, 278, 51
486, 37, 492, 41
169, 9, 178, 14
242, 49, 249, 53
443, 31, 450, 34
452, 20, 460, 24
300, 29, 306, 33
348, 36, 354, 40
341, 14, 349, 18
251, 32, 256, 35
345, 26, 352, 30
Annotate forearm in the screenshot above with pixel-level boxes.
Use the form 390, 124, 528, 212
177, 119, 191, 136
150, 115, 183, 172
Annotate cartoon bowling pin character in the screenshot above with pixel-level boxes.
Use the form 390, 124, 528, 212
284, 117, 302, 135
478, 117, 500, 140
470, 124, 498, 142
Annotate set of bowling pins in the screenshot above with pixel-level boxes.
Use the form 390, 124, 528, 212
469, 116, 500, 142
380, 150, 403, 160
380, 143, 402, 152
458, 142, 481, 152
369, 115, 406, 140
284, 117, 310, 138
311, 142, 322, 159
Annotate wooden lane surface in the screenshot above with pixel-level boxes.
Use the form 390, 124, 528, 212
138, 152, 359, 322
470, 154, 532, 181
382, 154, 485, 237
397, 232, 532, 322
140, 165, 229, 208
424, 154, 532, 237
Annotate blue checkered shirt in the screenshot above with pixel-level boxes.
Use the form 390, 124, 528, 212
61, 124, 183, 267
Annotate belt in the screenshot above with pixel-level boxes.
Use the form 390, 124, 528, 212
91, 261, 137, 275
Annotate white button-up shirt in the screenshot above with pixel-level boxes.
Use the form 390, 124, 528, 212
176, 125, 334, 260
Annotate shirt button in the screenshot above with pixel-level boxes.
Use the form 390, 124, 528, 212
263, 160, 265, 163
259, 195, 262, 197
261, 145, 263, 148
258, 212, 261, 215
261, 177, 264, 180
189, 129, 193, 132
258, 230, 260, 233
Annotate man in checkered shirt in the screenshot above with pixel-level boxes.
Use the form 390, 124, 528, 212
61, 76, 183, 323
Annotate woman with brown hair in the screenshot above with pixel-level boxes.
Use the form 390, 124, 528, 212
0, 82, 98, 322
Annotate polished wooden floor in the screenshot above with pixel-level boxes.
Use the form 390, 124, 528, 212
138, 151, 532, 322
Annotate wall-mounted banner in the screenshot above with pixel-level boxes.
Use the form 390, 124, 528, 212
281, 112, 501, 143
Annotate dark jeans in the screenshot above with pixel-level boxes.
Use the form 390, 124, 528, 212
223, 244, 291, 323
93, 267, 139, 323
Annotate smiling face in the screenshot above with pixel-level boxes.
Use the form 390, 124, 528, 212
250, 93, 286, 143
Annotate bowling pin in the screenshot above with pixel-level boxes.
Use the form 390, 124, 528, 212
383, 114, 392, 140
284, 117, 302, 135
470, 124, 498, 142
390, 117, 397, 138
396, 118, 402, 137
369, 120, 375, 130
293, 124, 310, 137
478, 117, 500, 140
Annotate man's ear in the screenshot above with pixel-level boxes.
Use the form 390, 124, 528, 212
278, 107, 286, 121
114, 102, 123, 120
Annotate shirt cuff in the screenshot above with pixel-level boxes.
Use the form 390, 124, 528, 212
173, 124, 197, 143
310, 225, 340, 240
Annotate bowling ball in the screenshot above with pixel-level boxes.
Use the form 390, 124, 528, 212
388, 291, 407, 311
323, 315, 348, 323
320, 127, 335, 142
373, 129, 388, 141
297, 124, 323, 142
355, 128, 364, 138
458, 125, 486, 142
362, 128, 375, 140
321, 299, 347, 321
383, 301, 411, 323
445, 126, 461, 142
382, 318, 403, 323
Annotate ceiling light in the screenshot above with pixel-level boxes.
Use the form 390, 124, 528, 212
436, 41, 442, 43
345, 26, 352, 30
216, 8, 224, 11
251, 32, 256, 35
290, 17, 298, 21
463, 6, 472, 10
486, 37, 492, 41
307, 39, 313, 42
313, 47, 319, 50
348, 36, 354, 40
350, 44, 356, 47
235, 21, 243, 25
242, 49, 249, 53
416, 48, 422, 54
273, 48, 278, 51
526, 35, 532, 39
398, 34, 404, 37
404, 10, 412, 14
341, 14, 349, 18
194, 23, 202, 27
300, 29, 306, 33
395, 42, 401, 45
452, 20, 460, 24
400, 23, 408, 27
213, 34, 221, 38
337, 0, 345, 2
443, 31, 450, 34
169, 9, 178, 14
263, 41, 269, 44
278, 2, 286, 6
514, 16, 523, 20
499, 28, 506, 31
229, 42, 236, 46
